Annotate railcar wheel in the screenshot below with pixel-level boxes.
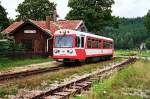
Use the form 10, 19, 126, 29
85, 58, 92, 64
75, 60, 81, 66
63, 61, 70, 66
63, 59, 71, 66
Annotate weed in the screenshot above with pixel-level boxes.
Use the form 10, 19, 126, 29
76, 60, 150, 99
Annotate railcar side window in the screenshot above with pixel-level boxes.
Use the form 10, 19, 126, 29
91, 39, 99, 48
110, 42, 113, 48
95, 40, 99, 48
81, 37, 84, 48
76, 36, 80, 47
87, 38, 92, 48
92, 39, 95, 48
103, 41, 112, 49
99, 40, 101, 48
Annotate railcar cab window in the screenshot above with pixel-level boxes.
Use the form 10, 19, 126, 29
55, 36, 73, 48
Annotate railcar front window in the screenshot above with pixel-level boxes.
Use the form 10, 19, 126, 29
55, 36, 73, 48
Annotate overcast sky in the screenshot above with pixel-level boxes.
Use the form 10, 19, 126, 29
1, 0, 150, 19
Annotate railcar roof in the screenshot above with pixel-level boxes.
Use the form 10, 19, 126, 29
55, 29, 113, 41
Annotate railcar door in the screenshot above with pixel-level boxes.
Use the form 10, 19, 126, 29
75, 35, 86, 60
76, 36, 85, 48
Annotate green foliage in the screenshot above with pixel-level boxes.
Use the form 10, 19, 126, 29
0, 32, 4, 39
9, 18, 15, 25
16, 0, 56, 21
0, 39, 25, 54
0, 33, 24, 54
66, 0, 115, 33
144, 10, 150, 33
115, 50, 150, 57
0, 2, 10, 31
145, 38, 150, 49
102, 17, 149, 49
0, 40, 10, 53
144, 11, 150, 49
8, 40, 25, 52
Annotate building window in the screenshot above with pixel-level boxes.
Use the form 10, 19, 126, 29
23, 39, 33, 51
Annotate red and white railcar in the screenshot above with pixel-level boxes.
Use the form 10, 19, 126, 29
52, 29, 114, 62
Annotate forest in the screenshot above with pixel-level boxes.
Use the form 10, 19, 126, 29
102, 17, 150, 49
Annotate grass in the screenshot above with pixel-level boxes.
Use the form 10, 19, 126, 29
0, 58, 123, 98
0, 57, 53, 71
76, 60, 150, 99
115, 50, 150, 57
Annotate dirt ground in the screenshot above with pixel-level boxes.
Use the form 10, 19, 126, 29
0, 61, 61, 75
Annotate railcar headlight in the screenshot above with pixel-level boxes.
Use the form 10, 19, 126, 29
54, 49, 60, 53
67, 49, 73, 54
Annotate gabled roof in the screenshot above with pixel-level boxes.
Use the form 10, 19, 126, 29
57, 20, 83, 30
2, 20, 83, 35
2, 22, 24, 34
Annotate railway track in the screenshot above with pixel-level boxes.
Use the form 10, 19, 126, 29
15, 57, 136, 99
0, 66, 64, 81
0, 58, 119, 82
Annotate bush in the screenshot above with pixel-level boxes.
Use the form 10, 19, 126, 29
0, 39, 25, 54
145, 38, 150, 49
0, 39, 10, 53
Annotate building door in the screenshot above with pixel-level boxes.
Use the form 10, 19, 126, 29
48, 39, 53, 55
23, 39, 33, 51
34, 39, 45, 52
34, 40, 39, 52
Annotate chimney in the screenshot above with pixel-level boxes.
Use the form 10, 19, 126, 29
53, 10, 58, 22
46, 16, 50, 30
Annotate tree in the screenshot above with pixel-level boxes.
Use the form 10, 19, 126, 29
145, 38, 150, 49
0, 39, 25, 54
144, 11, 150, 49
0, 2, 10, 31
66, 0, 114, 33
101, 17, 149, 49
0, 32, 4, 39
144, 10, 150, 33
16, 0, 56, 21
